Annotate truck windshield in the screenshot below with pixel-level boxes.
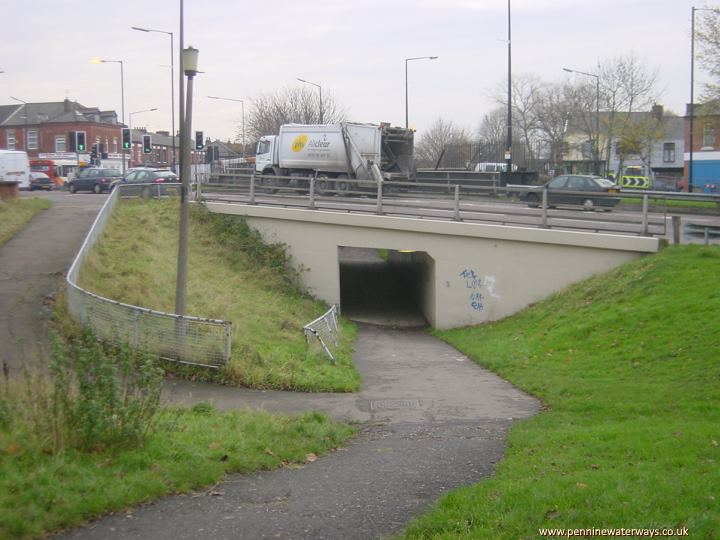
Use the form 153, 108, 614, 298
257, 140, 271, 154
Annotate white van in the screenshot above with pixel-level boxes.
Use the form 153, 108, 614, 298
474, 162, 519, 173
0, 150, 31, 189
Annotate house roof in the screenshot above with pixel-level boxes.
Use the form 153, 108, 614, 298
0, 99, 119, 127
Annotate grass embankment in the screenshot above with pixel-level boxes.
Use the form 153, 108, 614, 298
403, 246, 719, 539
620, 197, 720, 212
0, 197, 50, 246
78, 199, 359, 392
1, 387, 354, 539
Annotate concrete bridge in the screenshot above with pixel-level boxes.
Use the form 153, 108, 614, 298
205, 202, 660, 329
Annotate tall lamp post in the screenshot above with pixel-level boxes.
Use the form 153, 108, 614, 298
129, 107, 158, 130
207, 96, 245, 157
131, 26, 176, 173
175, 46, 199, 317
92, 58, 126, 174
505, 0, 513, 179
563, 67, 601, 175
297, 77, 323, 123
404, 56, 438, 129
9, 96, 28, 152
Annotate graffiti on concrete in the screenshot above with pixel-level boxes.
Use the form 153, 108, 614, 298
460, 269, 499, 311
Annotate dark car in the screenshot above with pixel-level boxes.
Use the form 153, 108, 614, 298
110, 168, 180, 197
68, 167, 123, 194
519, 175, 621, 210
29, 172, 53, 191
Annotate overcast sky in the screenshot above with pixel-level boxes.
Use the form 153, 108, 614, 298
2, 0, 709, 143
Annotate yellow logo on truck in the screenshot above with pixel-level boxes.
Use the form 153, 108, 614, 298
291, 135, 308, 152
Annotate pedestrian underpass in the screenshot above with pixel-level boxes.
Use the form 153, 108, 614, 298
204, 202, 659, 329
338, 246, 433, 327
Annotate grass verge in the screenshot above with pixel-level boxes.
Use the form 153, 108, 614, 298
77, 199, 359, 392
620, 197, 719, 212
1, 394, 354, 539
402, 245, 719, 539
0, 197, 51, 246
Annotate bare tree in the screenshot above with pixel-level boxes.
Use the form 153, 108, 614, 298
534, 82, 579, 170
415, 118, 471, 168
696, 8, 720, 103
477, 106, 506, 145
597, 53, 660, 176
245, 87, 346, 141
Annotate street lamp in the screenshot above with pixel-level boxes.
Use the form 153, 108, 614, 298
563, 67, 601, 176
92, 58, 126, 174
131, 26, 176, 173
9, 96, 28, 151
207, 96, 245, 157
404, 56, 438, 129
129, 107, 158, 130
175, 45, 199, 317
297, 77, 323, 123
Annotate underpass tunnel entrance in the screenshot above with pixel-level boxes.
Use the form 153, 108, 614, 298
338, 246, 435, 328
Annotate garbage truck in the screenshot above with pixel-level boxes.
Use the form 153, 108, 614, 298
254, 122, 415, 193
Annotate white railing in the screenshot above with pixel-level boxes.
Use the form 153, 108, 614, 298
303, 305, 339, 363
65, 183, 232, 368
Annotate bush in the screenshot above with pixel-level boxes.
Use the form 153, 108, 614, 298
1, 331, 164, 452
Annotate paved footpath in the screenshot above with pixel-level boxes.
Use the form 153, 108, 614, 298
1, 192, 539, 539
0, 191, 107, 372
60, 324, 539, 540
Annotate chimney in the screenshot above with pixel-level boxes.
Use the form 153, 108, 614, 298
651, 103, 664, 121
64, 98, 72, 113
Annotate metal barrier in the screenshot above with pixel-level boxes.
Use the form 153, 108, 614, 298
303, 305, 339, 363
66, 183, 232, 368
201, 172, 695, 237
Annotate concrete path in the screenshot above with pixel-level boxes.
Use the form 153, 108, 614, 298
1, 193, 539, 539
60, 324, 539, 539
0, 191, 107, 372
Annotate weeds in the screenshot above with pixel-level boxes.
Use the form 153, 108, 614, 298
2, 330, 163, 453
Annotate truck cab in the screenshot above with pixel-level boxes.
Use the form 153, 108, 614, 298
255, 136, 278, 174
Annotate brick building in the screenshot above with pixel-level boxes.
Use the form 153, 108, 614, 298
0, 99, 122, 156
0, 98, 200, 171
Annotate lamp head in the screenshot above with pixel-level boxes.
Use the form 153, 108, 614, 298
183, 46, 199, 76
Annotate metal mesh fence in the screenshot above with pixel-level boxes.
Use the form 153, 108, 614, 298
65, 183, 232, 368
303, 305, 339, 363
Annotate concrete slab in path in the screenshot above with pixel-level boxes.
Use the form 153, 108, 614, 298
59, 323, 539, 540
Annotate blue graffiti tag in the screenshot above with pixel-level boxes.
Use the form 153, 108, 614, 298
461, 269, 485, 311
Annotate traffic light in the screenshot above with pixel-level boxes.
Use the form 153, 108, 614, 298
122, 128, 131, 150
76, 131, 87, 152
68, 131, 77, 152
143, 134, 152, 154
195, 131, 204, 150
91, 143, 98, 161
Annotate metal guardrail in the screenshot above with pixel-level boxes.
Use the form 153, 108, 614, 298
66, 183, 232, 368
303, 305, 339, 363
196, 171, 720, 238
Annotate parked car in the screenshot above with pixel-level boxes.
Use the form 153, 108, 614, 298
29, 172, 53, 191
110, 168, 180, 197
518, 175, 621, 210
67, 167, 123, 194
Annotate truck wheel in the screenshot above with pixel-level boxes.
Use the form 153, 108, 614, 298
335, 175, 352, 197
316, 175, 334, 195
262, 172, 278, 194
